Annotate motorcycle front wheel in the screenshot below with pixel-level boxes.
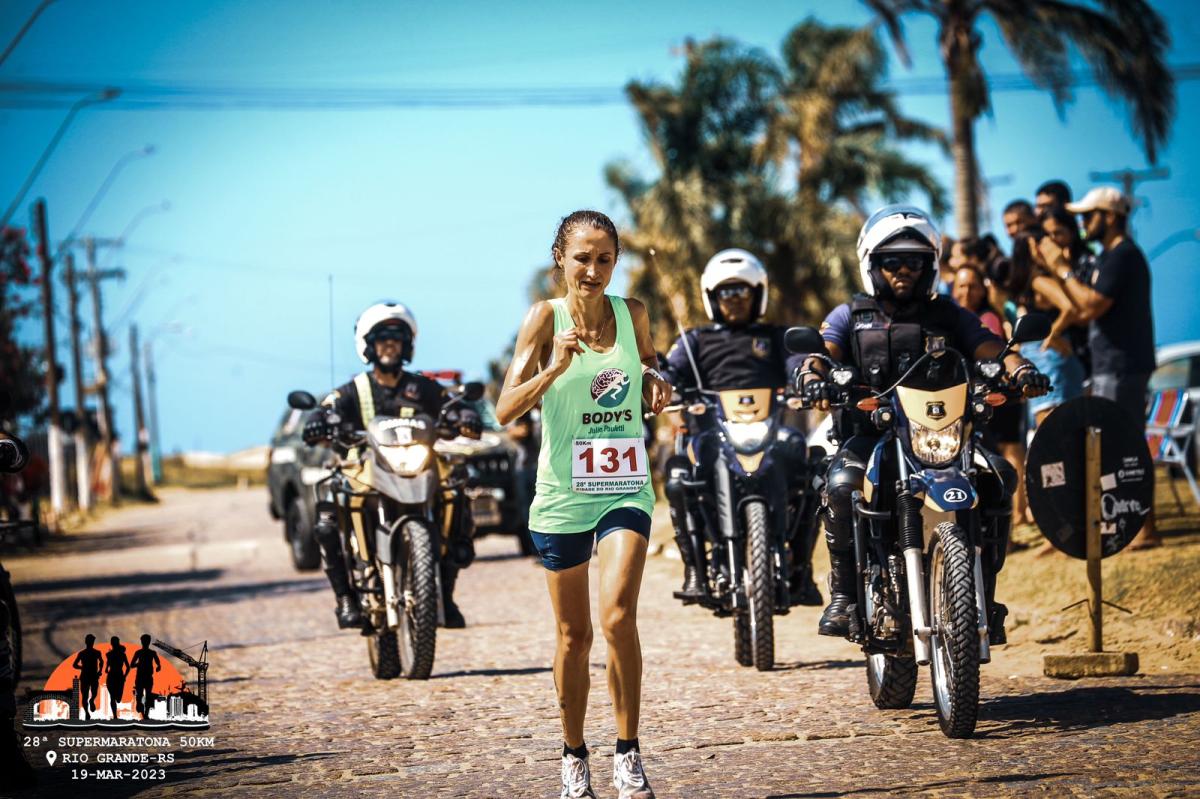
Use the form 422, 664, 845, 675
398, 518, 438, 679
744, 499, 774, 671
927, 521, 980, 738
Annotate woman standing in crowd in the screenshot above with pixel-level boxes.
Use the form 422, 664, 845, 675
496, 210, 670, 799
1010, 231, 1086, 430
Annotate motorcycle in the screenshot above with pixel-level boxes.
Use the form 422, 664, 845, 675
286, 382, 484, 680
784, 313, 1049, 738
0, 434, 30, 688
666, 385, 823, 671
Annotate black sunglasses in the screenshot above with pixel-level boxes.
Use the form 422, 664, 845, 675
715, 284, 752, 300
875, 253, 930, 274
368, 326, 409, 343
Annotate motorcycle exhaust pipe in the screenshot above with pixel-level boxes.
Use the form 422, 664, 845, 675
974, 545, 991, 664
903, 547, 932, 666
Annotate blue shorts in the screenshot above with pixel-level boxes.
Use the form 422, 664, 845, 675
529, 507, 652, 571
1024, 342, 1084, 417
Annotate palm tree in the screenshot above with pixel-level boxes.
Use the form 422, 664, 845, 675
864, 0, 1175, 238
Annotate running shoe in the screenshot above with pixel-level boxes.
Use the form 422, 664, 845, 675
613, 750, 655, 799
560, 753, 597, 799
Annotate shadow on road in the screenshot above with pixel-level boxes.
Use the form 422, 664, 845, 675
433, 665, 552, 679
769, 771, 1077, 798
13, 569, 224, 594
773, 660, 862, 672
978, 683, 1200, 738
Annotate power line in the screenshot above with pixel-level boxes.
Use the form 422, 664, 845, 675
2, 63, 1197, 110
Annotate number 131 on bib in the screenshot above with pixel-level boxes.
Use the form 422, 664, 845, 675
571, 438, 649, 494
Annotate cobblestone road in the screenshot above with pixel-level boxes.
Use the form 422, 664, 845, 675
5, 488, 1198, 797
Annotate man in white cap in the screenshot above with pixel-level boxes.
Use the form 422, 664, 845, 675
1051, 185, 1158, 547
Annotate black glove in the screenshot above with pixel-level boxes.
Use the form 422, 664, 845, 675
1015, 364, 1052, 397
802, 377, 839, 406
446, 407, 483, 439
302, 417, 333, 446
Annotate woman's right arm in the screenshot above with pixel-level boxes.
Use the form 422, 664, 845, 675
496, 302, 579, 426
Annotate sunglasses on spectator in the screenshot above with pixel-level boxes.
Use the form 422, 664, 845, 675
875, 253, 929, 273
715, 284, 753, 300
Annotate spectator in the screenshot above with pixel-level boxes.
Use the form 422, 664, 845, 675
952, 260, 1031, 529
1035, 179, 1072, 215
1009, 232, 1085, 430
1002, 199, 1039, 238
1058, 186, 1159, 548
1038, 205, 1096, 377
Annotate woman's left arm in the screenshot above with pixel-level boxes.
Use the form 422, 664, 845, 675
627, 298, 671, 414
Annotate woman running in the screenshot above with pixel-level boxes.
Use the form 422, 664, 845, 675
496, 210, 670, 799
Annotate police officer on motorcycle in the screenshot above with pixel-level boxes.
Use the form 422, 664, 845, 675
303, 302, 482, 629
798, 207, 1049, 642
661, 249, 818, 606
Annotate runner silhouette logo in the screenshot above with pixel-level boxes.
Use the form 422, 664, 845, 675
591, 368, 630, 409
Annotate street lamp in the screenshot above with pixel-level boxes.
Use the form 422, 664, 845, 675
58, 145, 157, 255
0, 87, 121, 228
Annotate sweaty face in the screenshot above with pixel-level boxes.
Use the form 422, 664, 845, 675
557, 226, 616, 297
714, 281, 754, 324
951, 267, 985, 313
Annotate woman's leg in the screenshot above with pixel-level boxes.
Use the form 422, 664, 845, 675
597, 530, 648, 739
544, 560, 593, 748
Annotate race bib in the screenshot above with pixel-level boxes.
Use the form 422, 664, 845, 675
571, 437, 649, 494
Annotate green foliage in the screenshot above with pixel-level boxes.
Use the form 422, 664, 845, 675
0, 226, 42, 425
607, 23, 947, 347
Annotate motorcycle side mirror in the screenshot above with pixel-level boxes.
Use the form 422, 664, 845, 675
288, 390, 317, 410
461, 381, 485, 402
1009, 312, 1051, 346
784, 326, 826, 355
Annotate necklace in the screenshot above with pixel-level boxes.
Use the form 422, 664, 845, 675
582, 311, 612, 347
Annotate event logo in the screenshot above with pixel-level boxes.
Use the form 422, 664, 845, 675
23, 634, 210, 730
590, 368, 630, 409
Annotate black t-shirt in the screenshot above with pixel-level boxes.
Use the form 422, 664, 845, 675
1090, 239, 1155, 375
664, 323, 804, 391
322, 371, 446, 429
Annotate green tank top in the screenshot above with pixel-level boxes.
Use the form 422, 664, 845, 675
528, 295, 656, 533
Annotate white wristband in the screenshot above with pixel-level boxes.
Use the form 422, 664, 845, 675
642, 366, 665, 383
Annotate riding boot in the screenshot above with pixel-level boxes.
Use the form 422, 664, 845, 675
984, 569, 1007, 645
818, 549, 856, 637
788, 563, 823, 607
324, 566, 363, 629
440, 562, 466, 629
672, 531, 704, 603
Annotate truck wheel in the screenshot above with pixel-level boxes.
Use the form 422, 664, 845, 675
286, 496, 321, 571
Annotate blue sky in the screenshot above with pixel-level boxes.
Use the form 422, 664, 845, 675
3, 0, 1197, 453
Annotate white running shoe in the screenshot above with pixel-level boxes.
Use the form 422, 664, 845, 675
613, 750, 655, 799
560, 753, 598, 799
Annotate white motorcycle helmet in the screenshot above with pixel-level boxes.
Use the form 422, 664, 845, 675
354, 301, 418, 365
700, 248, 768, 323
856, 205, 942, 300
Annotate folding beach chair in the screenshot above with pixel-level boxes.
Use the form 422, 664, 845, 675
1145, 388, 1200, 507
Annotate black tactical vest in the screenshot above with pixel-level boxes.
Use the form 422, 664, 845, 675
847, 294, 961, 390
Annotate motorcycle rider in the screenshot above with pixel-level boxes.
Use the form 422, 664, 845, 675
661, 249, 818, 606
798, 207, 1050, 642
303, 302, 482, 629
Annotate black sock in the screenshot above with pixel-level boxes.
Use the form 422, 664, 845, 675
563, 742, 588, 759
616, 738, 639, 755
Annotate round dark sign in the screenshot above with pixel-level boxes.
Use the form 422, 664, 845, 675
1025, 396, 1154, 559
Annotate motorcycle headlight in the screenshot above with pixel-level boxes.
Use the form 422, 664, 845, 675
377, 443, 432, 475
908, 419, 963, 466
725, 421, 770, 453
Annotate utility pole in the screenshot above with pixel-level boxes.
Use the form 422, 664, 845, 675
1088, 166, 1170, 235
64, 252, 92, 510
33, 199, 66, 520
84, 236, 124, 504
144, 338, 163, 484
129, 324, 152, 499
